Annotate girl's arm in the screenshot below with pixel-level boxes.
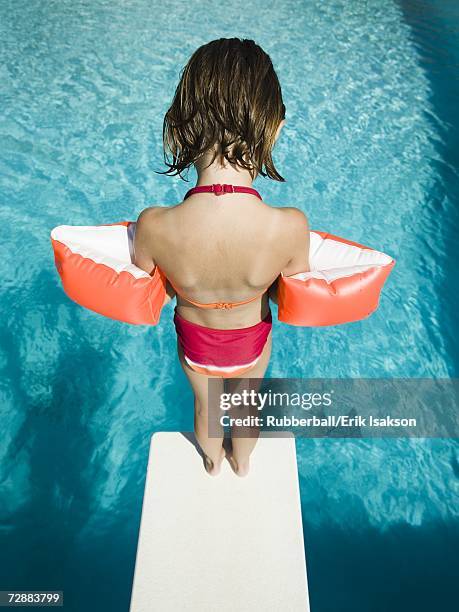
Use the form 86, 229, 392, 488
280, 208, 310, 276
134, 207, 175, 306
268, 208, 310, 306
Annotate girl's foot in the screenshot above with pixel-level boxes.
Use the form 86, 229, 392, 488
228, 455, 250, 477
204, 447, 226, 476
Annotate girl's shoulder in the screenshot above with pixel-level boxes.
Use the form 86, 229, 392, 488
263, 202, 309, 233
135, 203, 177, 224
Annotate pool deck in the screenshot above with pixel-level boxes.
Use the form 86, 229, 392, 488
129, 431, 310, 612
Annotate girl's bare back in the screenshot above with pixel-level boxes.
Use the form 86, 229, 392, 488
135, 191, 309, 328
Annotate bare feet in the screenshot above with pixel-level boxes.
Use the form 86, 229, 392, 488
203, 446, 226, 476
228, 454, 250, 477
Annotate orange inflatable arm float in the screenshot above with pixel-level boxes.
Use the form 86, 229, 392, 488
51, 222, 166, 325
277, 231, 395, 326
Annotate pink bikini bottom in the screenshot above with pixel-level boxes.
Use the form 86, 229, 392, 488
173, 309, 272, 377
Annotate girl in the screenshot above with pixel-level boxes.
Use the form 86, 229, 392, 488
134, 38, 309, 477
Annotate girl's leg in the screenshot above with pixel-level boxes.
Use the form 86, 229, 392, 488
177, 342, 225, 476
228, 331, 272, 477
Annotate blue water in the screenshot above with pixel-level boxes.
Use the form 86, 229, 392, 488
1, 0, 458, 610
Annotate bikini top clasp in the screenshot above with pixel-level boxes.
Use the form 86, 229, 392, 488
215, 301, 234, 309
212, 183, 234, 196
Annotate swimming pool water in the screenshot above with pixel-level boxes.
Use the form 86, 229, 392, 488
1, 0, 458, 610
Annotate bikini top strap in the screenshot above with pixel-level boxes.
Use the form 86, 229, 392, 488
184, 184, 263, 201
170, 281, 265, 310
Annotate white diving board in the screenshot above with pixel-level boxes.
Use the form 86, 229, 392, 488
129, 432, 310, 612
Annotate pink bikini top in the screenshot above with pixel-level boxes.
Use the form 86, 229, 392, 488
173, 183, 265, 309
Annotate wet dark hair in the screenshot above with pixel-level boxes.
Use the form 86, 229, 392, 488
161, 38, 286, 181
